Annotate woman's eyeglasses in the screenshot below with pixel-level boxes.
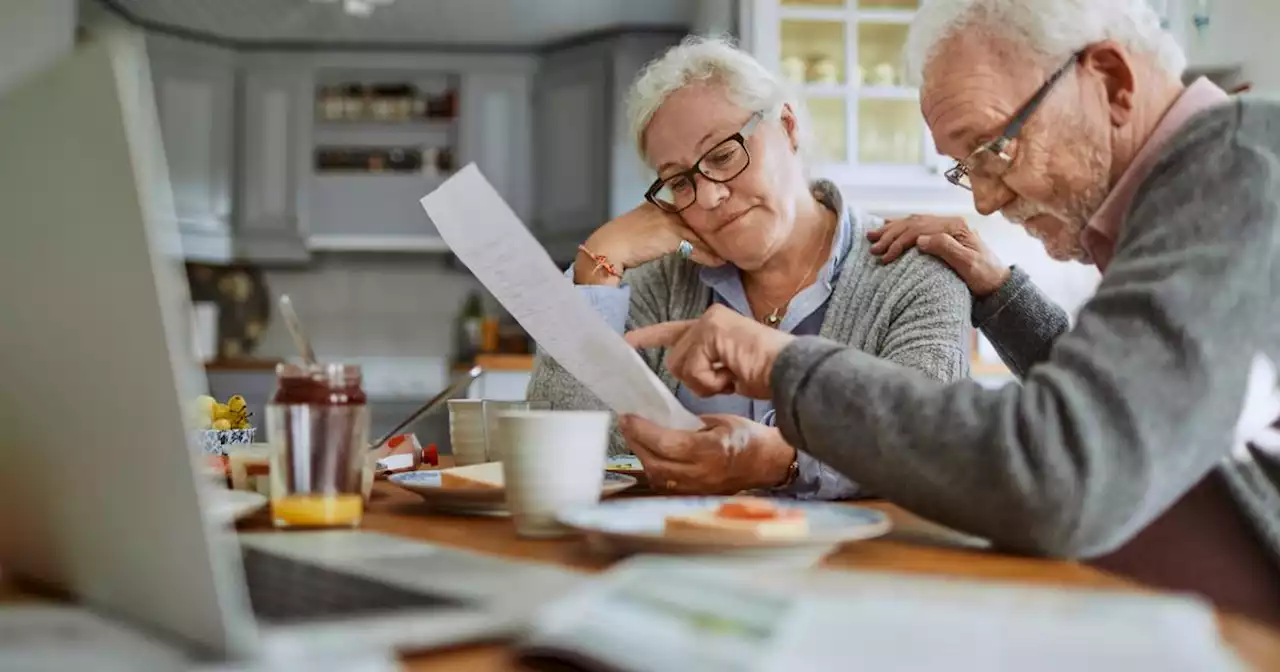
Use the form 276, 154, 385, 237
646, 111, 763, 213
945, 52, 1082, 191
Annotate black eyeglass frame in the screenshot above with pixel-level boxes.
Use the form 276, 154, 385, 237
645, 111, 764, 213
945, 51, 1084, 191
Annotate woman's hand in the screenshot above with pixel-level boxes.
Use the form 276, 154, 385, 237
625, 305, 794, 399
867, 215, 1010, 297
619, 413, 796, 495
575, 203, 724, 286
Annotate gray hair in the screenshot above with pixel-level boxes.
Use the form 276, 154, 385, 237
904, 0, 1187, 86
625, 35, 811, 164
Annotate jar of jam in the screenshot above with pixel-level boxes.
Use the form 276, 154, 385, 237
266, 362, 369, 528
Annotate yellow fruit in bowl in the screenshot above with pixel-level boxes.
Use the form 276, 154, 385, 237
212, 418, 232, 431
227, 395, 247, 413
196, 395, 216, 417
213, 403, 231, 421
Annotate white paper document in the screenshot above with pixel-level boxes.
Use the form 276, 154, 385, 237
421, 164, 702, 431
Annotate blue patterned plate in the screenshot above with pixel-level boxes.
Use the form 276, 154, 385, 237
556, 497, 891, 559
389, 470, 637, 514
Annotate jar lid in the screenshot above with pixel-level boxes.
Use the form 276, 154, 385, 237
276, 362, 363, 386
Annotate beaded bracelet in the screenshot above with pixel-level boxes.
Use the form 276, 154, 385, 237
578, 244, 622, 279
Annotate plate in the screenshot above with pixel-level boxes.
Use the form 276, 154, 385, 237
389, 470, 638, 515
556, 497, 892, 566
205, 488, 268, 523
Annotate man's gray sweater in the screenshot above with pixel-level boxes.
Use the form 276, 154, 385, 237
771, 100, 1280, 617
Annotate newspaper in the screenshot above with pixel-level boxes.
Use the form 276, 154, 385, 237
516, 556, 1244, 672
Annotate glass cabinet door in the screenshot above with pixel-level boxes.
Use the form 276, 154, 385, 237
769, 0, 936, 175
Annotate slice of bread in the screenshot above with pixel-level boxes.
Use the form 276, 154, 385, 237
664, 499, 808, 541
439, 461, 505, 489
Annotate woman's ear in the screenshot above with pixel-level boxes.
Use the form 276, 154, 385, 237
779, 104, 800, 153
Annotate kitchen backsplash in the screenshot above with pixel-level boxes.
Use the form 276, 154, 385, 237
253, 252, 482, 360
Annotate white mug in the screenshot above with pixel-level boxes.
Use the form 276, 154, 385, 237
447, 399, 487, 466
495, 410, 609, 538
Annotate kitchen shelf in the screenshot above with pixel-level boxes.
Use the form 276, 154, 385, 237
856, 9, 915, 23
858, 85, 918, 100
779, 7, 847, 20
306, 235, 451, 252
314, 119, 456, 132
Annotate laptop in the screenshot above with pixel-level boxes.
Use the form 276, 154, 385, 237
0, 26, 581, 665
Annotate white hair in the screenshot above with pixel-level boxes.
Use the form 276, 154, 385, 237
904, 0, 1187, 86
625, 35, 811, 164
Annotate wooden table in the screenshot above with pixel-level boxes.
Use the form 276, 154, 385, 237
314, 481, 1280, 671
5, 477, 1279, 670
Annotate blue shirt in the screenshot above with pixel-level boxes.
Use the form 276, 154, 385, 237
674, 211, 853, 423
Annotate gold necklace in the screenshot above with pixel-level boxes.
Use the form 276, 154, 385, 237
755, 226, 833, 328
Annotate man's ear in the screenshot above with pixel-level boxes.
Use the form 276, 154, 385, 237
1081, 41, 1136, 127
779, 103, 800, 152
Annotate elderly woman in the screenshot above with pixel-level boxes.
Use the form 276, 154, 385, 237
527, 36, 972, 499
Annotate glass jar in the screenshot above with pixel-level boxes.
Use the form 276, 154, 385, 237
266, 363, 369, 528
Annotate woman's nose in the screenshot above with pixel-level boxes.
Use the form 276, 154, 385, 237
693, 175, 730, 211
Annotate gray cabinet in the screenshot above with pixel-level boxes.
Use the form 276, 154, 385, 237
533, 31, 685, 263
533, 54, 610, 261
147, 36, 236, 262
459, 71, 534, 225
235, 60, 311, 263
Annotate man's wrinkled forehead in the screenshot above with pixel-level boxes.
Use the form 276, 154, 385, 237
920, 34, 1047, 155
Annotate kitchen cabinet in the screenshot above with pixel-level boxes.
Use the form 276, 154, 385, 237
534, 51, 610, 261
459, 71, 534, 225
235, 58, 312, 263
297, 54, 535, 253
748, 0, 972, 215
147, 36, 236, 261
533, 31, 685, 263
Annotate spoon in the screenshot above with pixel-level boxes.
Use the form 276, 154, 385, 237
278, 294, 317, 367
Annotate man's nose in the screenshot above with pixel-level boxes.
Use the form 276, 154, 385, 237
971, 177, 1016, 216
694, 175, 730, 210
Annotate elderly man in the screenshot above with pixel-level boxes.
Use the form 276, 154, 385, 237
624, 0, 1280, 624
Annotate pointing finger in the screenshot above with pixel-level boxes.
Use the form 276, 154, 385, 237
625, 321, 695, 349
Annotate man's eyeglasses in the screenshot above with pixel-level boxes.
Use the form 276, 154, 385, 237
945, 52, 1083, 191
646, 111, 763, 213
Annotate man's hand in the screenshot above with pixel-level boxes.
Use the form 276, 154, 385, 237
868, 215, 1010, 297
619, 413, 796, 494
625, 305, 795, 399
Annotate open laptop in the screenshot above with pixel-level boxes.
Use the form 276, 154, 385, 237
0, 26, 581, 665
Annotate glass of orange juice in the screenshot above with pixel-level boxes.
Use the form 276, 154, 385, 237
266, 362, 369, 529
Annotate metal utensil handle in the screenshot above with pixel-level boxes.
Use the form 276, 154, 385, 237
278, 294, 317, 366
368, 365, 484, 451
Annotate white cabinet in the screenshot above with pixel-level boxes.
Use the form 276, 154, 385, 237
236, 61, 311, 263
147, 36, 235, 261
749, 0, 971, 215
459, 72, 534, 224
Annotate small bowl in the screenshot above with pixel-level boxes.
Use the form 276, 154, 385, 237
195, 428, 257, 455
